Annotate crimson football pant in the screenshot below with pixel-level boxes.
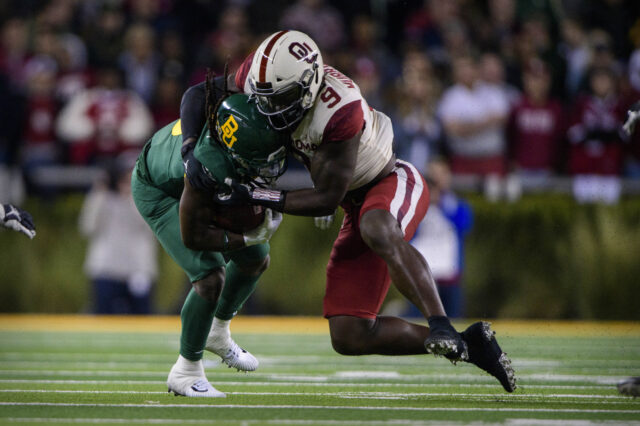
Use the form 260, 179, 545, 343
324, 160, 429, 319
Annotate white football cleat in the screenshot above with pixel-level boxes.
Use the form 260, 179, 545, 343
167, 356, 225, 398
206, 334, 259, 372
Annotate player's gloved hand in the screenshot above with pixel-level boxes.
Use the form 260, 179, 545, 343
218, 178, 287, 212
243, 208, 283, 246
314, 212, 335, 230
183, 149, 216, 192
0, 204, 36, 239
623, 101, 640, 136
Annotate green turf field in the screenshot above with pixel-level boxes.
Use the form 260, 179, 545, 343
0, 317, 639, 425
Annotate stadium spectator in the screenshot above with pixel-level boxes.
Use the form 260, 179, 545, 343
403, 0, 462, 64
159, 30, 186, 82
629, 34, 640, 94
0, 72, 25, 205
481, 0, 517, 54
83, 4, 126, 68
508, 59, 565, 175
20, 57, 61, 196
567, 66, 626, 204
515, 15, 564, 97
559, 18, 591, 97
119, 23, 161, 104
411, 159, 472, 318
0, 0, 637, 197
342, 15, 395, 110
54, 31, 90, 104
0, 18, 29, 88
480, 52, 521, 108
151, 75, 182, 129
79, 157, 157, 314
280, 0, 345, 52
55, 67, 154, 165
390, 51, 443, 174
195, 5, 251, 79
438, 54, 509, 186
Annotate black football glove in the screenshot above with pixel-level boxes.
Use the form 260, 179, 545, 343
182, 145, 217, 192
0, 204, 36, 239
216, 178, 287, 212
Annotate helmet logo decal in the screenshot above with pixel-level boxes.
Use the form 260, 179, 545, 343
259, 30, 289, 82
220, 115, 239, 148
288, 42, 316, 64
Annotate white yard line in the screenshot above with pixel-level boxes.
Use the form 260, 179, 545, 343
0, 369, 629, 385
0, 418, 471, 425
2, 419, 639, 426
2, 358, 639, 371
2, 353, 639, 365
1, 402, 639, 414
0, 379, 617, 389
0, 389, 632, 399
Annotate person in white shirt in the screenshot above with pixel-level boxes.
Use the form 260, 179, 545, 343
438, 55, 510, 176
79, 157, 157, 314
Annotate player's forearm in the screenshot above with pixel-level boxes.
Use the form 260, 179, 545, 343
283, 188, 343, 216
182, 222, 245, 252
179, 197, 245, 251
180, 178, 246, 252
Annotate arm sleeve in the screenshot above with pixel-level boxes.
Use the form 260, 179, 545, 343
179, 82, 206, 143
179, 76, 227, 143
78, 189, 108, 237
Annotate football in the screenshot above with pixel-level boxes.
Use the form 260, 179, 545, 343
211, 204, 265, 234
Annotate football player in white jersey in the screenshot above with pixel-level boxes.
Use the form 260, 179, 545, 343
180, 31, 516, 393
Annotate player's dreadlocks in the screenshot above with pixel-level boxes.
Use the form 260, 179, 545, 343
204, 63, 229, 145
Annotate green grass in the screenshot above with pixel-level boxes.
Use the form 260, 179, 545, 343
0, 324, 639, 425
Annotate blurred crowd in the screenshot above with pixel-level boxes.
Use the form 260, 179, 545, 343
1, 0, 640, 204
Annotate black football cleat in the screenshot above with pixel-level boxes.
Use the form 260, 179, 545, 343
617, 376, 639, 397
425, 328, 469, 364
461, 321, 517, 393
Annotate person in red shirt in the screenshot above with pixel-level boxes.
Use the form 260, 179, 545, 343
567, 66, 626, 203
56, 67, 154, 165
508, 59, 565, 174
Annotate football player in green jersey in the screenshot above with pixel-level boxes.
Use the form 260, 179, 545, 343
131, 80, 288, 397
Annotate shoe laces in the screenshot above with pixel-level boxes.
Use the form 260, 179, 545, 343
224, 339, 247, 360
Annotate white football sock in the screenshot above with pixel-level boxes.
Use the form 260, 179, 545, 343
210, 317, 231, 340
175, 355, 204, 375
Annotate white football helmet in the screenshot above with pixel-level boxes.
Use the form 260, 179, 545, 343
247, 30, 324, 130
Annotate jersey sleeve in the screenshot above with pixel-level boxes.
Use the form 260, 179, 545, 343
322, 100, 364, 144
234, 52, 255, 93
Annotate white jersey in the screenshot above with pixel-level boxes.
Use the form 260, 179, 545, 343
237, 59, 394, 190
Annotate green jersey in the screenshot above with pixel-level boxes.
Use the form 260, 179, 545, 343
140, 119, 238, 198
131, 118, 269, 283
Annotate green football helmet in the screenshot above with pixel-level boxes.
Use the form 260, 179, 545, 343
215, 93, 290, 185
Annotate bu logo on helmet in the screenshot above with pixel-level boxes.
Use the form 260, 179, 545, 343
288, 42, 315, 64
219, 115, 239, 148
